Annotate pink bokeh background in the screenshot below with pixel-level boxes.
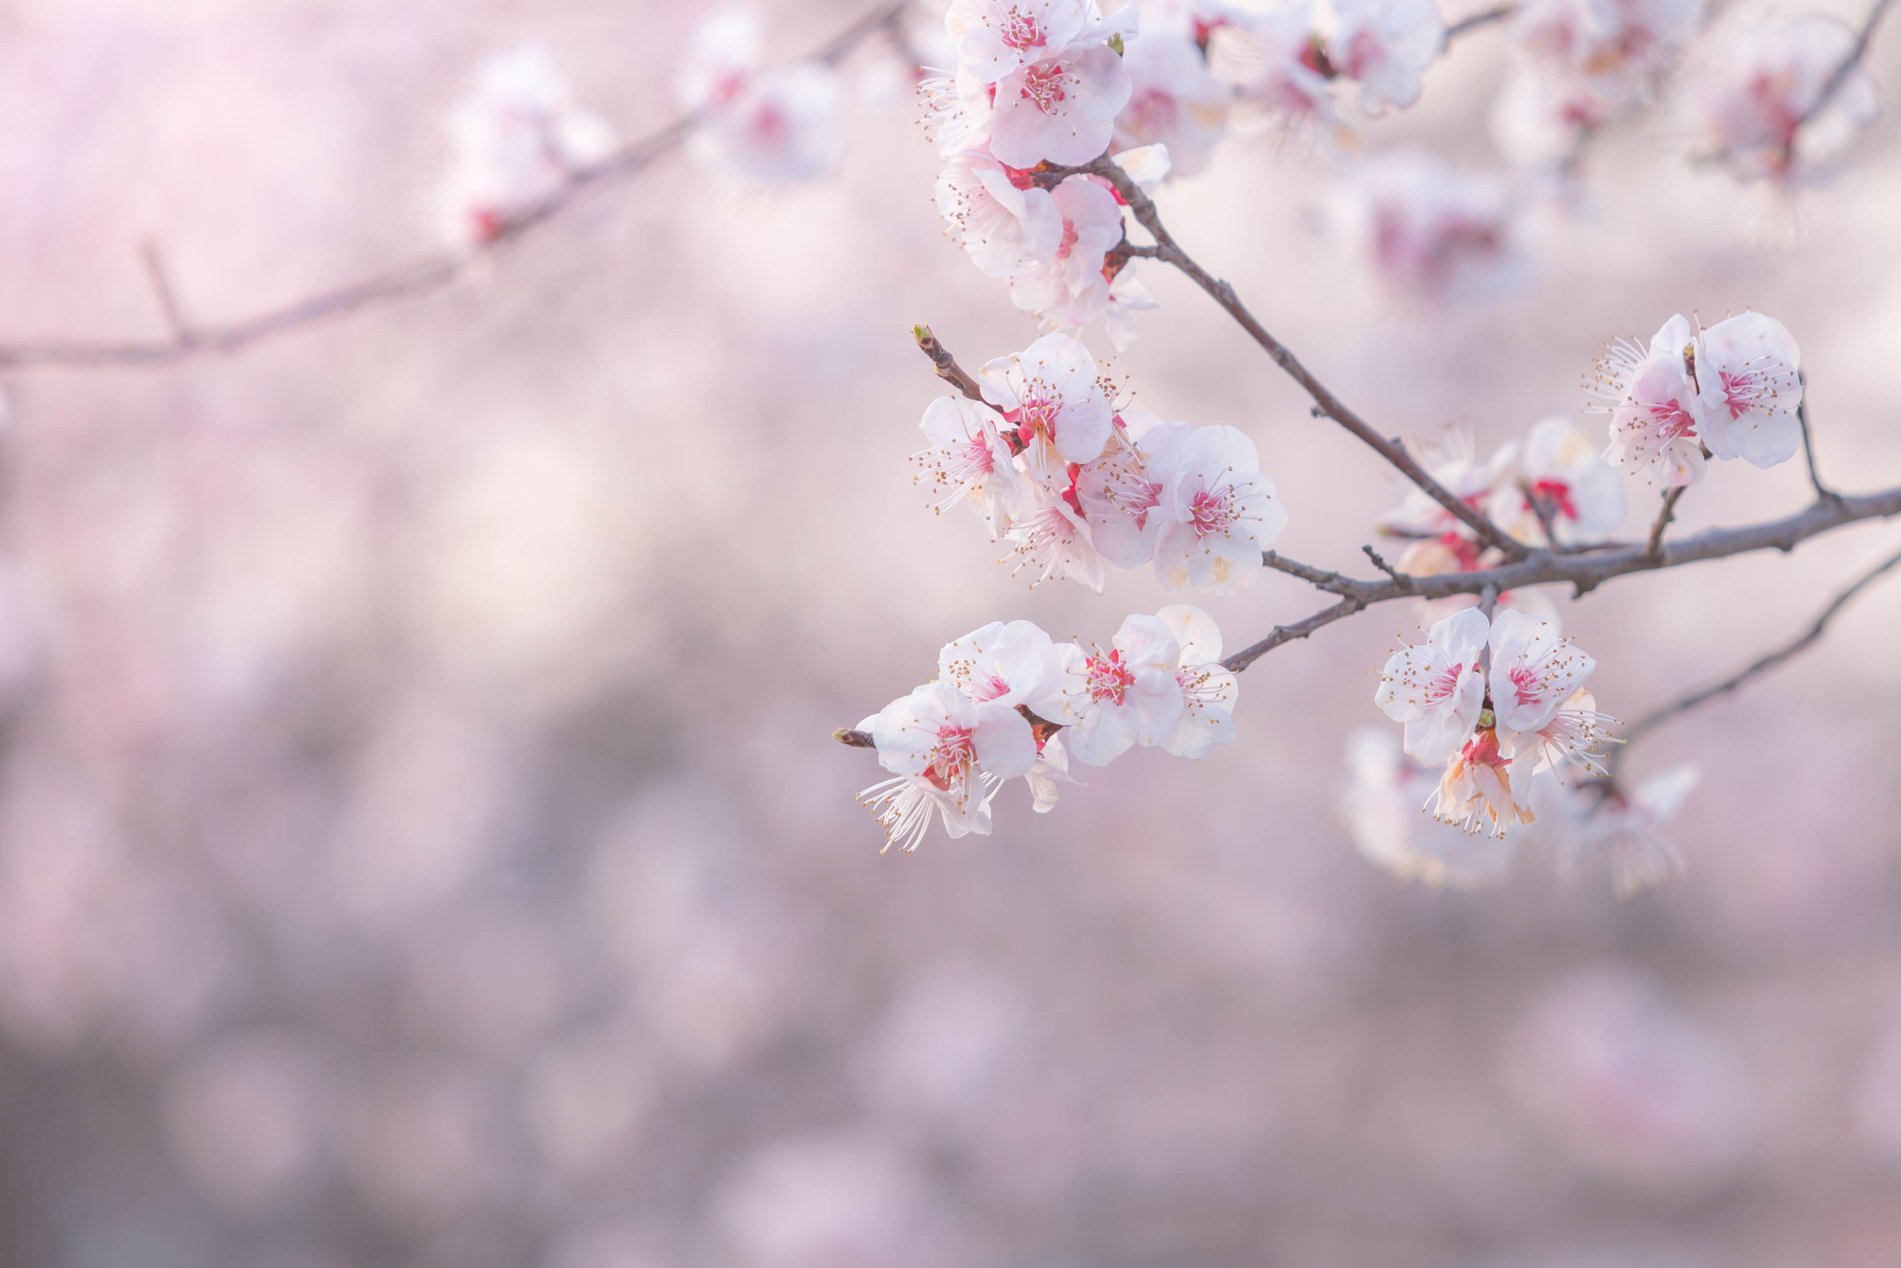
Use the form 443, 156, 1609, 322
0, 0, 1899, 1263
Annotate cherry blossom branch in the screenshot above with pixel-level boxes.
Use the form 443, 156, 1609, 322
0, 0, 912, 373
1803, 0, 1897, 129
1615, 541, 1901, 756
1070, 154, 1533, 561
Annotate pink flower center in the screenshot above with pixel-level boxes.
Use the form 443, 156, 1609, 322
1509, 664, 1545, 708
1189, 488, 1232, 537
1019, 62, 1071, 115
1085, 649, 1135, 705
1426, 661, 1465, 705
1719, 368, 1767, 420
1000, 7, 1047, 52
964, 435, 996, 476
1530, 477, 1578, 520
1013, 395, 1061, 446
1054, 217, 1079, 261
924, 724, 976, 790
968, 673, 1014, 703
1647, 398, 1698, 441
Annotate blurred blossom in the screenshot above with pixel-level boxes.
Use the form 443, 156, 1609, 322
164, 1031, 330, 1213
521, 1024, 658, 1178
1341, 726, 1516, 887
1327, 148, 1529, 305
711, 1131, 970, 1268
341, 1063, 512, 1228
1502, 968, 1750, 1193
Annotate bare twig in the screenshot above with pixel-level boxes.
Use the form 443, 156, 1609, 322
138, 240, 194, 344
1796, 385, 1842, 504
1445, 5, 1516, 41
1360, 545, 1416, 592
1645, 485, 1690, 562
1617, 543, 1901, 754
1800, 0, 1896, 130
1261, 550, 1361, 594
0, 0, 911, 372
912, 325, 985, 401
1074, 155, 1531, 561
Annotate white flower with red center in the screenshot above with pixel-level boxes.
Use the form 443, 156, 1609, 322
1431, 725, 1535, 837
1001, 494, 1108, 590
936, 619, 1061, 710
1113, 34, 1232, 177
439, 46, 617, 245
911, 395, 1028, 540
1485, 608, 1596, 741
1331, 150, 1527, 305
946, 0, 1102, 84
1695, 313, 1803, 469
1321, 0, 1445, 115
988, 44, 1136, 168
1035, 615, 1186, 765
1374, 606, 1488, 763
859, 683, 1038, 852
1488, 418, 1626, 547
1592, 313, 1708, 487
1075, 410, 1193, 567
1342, 729, 1516, 886
977, 332, 1117, 481
936, 149, 1065, 279
1154, 424, 1287, 595
1381, 426, 1518, 539
1154, 604, 1240, 758
1004, 176, 1127, 325
1207, 2, 1347, 140
1683, 15, 1878, 187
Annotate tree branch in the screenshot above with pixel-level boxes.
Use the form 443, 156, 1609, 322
0, 0, 912, 372
1074, 155, 1531, 561
1445, 5, 1515, 41
1801, 0, 1896, 130
912, 324, 985, 401
1796, 384, 1841, 504
1616, 542, 1901, 754
1645, 485, 1689, 562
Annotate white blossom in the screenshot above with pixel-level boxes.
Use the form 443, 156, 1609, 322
1373, 606, 1488, 763
1035, 614, 1185, 765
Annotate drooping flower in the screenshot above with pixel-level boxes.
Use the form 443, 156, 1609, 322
859, 683, 1038, 852
1373, 606, 1488, 763
1488, 418, 1627, 547
438, 46, 617, 245
936, 619, 1062, 710
1153, 424, 1288, 595
1154, 604, 1239, 758
1342, 728, 1517, 886
1694, 313, 1802, 469
911, 395, 1029, 539
1431, 725, 1536, 837
1506, 686, 1619, 776
1024, 732, 1080, 813
1035, 615, 1185, 765
1591, 313, 1707, 487
977, 332, 1117, 480
1533, 765, 1699, 896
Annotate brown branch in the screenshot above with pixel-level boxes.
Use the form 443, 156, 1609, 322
1617, 542, 1901, 754
1073, 155, 1531, 561
912, 324, 985, 401
1261, 550, 1362, 594
1801, 0, 1896, 130
1796, 381, 1841, 504
1445, 5, 1515, 41
1645, 485, 1689, 562
0, 0, 910, 372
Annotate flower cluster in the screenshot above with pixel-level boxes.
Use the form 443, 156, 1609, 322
1589, 311, 1802, 486
677, 7, 844, 185
1680, 14, 1880, 188
1207, 0, 1446, 138
1373, 607, 1615, 838
437, 47, 618, 246
858, 608, 1238, 851
1343, 729, 1698, 893
912, 332, 1289, 594
1490, 0, 1703, 167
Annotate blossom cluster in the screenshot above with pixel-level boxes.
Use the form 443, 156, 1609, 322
927, 0, 1450, 344
1590, 311, 1802, 486
1373, 606, 1616, 838
1344, 728, 1698, 894
912, 331, 1288, 594
858, 608, 1238, 852
676, 7, 845, 185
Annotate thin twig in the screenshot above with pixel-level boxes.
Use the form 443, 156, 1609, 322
138, 240, 193, 344
1801, 0, 1896, 130
0, 0, 910, 372
1360, 544, 1416, 592
1617, 543, 1901, 754
1796, 382, 1842, 504
1074, 154, 1531, 561
1645, 485, 1689, 562
1261, 550, 1362, 594
1445, 4, 1515, 41
912, 325, 985, 401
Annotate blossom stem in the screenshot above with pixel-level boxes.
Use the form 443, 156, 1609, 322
1796, 387, 1842, 504
1073, 154, 1534, 561
0, 0, 914, 371
911, 325, 987, 402
1613, 541, 1901, 763
1645, 486, 1690, 562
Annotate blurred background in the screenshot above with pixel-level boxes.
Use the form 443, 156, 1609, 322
0, 0, 1900, 1264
